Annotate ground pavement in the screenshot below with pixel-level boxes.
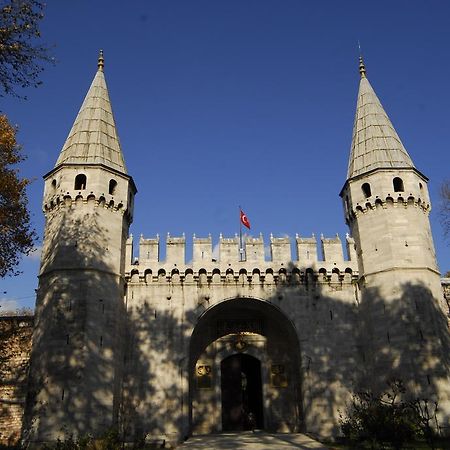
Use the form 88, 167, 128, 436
179, 432, 330, 449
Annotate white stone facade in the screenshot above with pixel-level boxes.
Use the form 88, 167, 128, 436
23, 55, 450, 446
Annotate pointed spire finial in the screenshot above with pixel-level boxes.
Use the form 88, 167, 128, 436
357, 41, 366, 78
98, 49, 104, 72
359, 55, 366, 78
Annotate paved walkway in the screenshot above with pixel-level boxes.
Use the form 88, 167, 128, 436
179, 432, 330, 449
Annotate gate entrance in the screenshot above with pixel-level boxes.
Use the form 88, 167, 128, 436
221, 354, 264, 431
189, 298, 302, 434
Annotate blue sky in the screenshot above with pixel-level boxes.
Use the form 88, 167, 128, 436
1, 0, 449, 311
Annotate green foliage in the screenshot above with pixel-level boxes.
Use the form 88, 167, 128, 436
43, 434, 92, 450
41, 428, 122, 450
339, 380, 439, 450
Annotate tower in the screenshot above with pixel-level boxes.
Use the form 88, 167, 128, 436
340, 57, 449, 415
24, 52, 136, 442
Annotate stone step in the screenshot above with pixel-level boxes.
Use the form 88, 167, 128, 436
179, 432, 330, 449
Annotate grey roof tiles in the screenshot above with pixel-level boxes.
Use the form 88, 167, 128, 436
347, 74, 414, 179
55, 66, 127, 174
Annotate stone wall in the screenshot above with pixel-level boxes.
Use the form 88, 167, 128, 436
0, 316, 33, 446
443, 278, 450, 328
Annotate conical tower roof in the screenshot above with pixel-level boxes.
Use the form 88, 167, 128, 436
347, 57, 414, 179
55, 51, 127, 174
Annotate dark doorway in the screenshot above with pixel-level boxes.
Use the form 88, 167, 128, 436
221, 353, 264, 431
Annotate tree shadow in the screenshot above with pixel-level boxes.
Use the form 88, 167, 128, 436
0, 315, 33, 446
120, 259, 450, 445
22, 200, 129, 443
18, 207, 450, 446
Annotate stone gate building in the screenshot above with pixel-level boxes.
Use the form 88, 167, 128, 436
21, 53, 450, 445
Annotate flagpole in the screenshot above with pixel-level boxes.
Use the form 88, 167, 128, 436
239, 206, 243, 262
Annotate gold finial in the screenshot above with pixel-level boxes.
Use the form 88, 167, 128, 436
98, 49, 104, 71
359, 55, 366, 78
357, 41, 366, 78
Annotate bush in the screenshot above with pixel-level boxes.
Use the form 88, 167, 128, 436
41, 428, 122, 450
339, 380, 438, 449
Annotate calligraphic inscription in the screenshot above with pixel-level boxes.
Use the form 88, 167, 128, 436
196, 364, 212, 389
216, 319, 264, 337
271, 364, 288, 388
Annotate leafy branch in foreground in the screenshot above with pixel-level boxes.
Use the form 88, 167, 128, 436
0, 0, 54, 98
0, 114, 36, 277
440, 179, 450, 242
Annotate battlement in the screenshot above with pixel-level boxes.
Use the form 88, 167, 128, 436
126, 233, 358, 279
344, 193, 431, 225
43, 192, 127, 215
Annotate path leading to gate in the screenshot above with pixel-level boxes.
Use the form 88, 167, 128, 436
179, 432, 330, 449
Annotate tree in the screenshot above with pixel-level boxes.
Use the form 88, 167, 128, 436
0, 0, 52, 276
0, 0, 53, 98
440, 179, 450, 241
0, 114, 35, 277
339, 380, 438, 450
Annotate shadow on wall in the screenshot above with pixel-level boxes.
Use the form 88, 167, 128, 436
18, 203, 450, 443
22, 203, 128, 443
0, 316, 34, 446
121, 261, 450, 442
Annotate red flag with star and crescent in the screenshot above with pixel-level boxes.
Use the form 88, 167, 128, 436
240, 209, 251, 229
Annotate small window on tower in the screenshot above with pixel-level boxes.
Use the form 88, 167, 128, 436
51, 179, 57, 191
74, 174, 87, 190
109, 179, 117, 195
393, 177, 404, 192
361, 183, 371, 198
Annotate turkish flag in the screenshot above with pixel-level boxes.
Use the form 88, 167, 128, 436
240, 209, 251, 229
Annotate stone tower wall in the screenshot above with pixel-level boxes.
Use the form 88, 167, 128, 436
24, 170, 134, 442
0, 316, 33, 446
341, 168, 450, 432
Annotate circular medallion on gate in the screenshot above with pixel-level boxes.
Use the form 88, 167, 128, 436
234, 337, 247, 351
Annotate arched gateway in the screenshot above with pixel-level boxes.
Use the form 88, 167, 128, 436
189, 298, 303, 434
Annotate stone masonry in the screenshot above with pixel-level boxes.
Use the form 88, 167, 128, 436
0, 316, 33, 446
1, 53, 447, 446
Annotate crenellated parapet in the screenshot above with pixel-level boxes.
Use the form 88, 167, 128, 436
42, 191, 128, 217
341, 168, 431, 225
41, 164, 136, 222
344, 193, 431, 225
125, 233, 359, 284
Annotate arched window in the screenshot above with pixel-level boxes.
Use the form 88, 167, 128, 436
74, 174, 87, 190
361, 183, 371, 198
393, 177, 404, 192
51, 179, 57, 191
109, 179, 117, 195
